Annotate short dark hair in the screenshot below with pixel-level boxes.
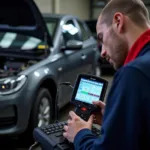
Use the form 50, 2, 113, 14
100, 0, 149, 27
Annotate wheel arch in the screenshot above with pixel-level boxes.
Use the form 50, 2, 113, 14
30, 76, 58, 121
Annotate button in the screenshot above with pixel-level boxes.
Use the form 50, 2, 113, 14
81, 114, 84, 117
81, 107, 87, 111
55, 132, 63, 137
46, 131, 50, 134
83, 117, 87, 120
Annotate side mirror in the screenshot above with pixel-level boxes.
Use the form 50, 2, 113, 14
61, 40, 83, 51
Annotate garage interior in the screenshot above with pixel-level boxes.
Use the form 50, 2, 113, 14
0, 0, 150, 150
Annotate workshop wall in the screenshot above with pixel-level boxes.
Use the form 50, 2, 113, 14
34, 0, 150, 20
34, 0, 90, 20
56, 0, 90, 20
34, 0, 53, 13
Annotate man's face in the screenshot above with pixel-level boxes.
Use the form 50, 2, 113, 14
96, 16, 128, 70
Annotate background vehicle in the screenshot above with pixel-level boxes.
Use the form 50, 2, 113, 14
85, 19, 115, 75
0, 0, 98, 138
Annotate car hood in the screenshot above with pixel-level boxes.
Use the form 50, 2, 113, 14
0, 0, 52, 46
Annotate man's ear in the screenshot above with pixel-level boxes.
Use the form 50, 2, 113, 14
112, 12, 124, 33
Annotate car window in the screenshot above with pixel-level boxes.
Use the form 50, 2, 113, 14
77, 21, 90, 41
44, 18, 59, 39
85, 20, 97, 39
62, 20, 80, 44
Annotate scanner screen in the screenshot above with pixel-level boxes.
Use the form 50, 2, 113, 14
75, 78, 104, 104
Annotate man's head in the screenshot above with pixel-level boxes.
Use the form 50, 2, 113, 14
97, 0, 150, 70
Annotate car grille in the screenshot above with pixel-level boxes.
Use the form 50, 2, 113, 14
0, 106, 17, 129
0, 117, 17, 129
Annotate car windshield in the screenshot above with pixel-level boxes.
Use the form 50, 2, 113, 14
0, 32, 45, 50
44, 17, 59, 39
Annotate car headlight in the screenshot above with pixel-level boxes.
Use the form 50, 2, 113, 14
0, 75, 27, 95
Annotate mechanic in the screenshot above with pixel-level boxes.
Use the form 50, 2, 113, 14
63, 0, 150, 149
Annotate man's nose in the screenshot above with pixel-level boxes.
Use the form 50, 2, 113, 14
100, 46, 107, 58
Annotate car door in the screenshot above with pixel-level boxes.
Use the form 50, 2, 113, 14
75, 20, 98, 75
52, 19, 84, 108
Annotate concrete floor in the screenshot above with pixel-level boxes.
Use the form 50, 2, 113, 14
2, 74, 114, 150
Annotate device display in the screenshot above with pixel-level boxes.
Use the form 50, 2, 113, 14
71, 74, 108, 104
71, 74, 108, 121
75, 78, 104, 104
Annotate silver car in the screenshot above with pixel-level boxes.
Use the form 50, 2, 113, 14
0, 0, 98, 138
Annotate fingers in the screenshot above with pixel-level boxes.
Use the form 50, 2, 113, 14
63, 132, 67, 138
88, 114, 94, 125
64, 125, 68, 132
69, 111, 79, 120
63, 125, 68, 138
69, 111, 75, 117
92, 101, 105, 109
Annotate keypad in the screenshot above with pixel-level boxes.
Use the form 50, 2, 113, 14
40, 121, 100, 137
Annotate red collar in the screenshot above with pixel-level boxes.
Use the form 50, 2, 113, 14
124, 29, 150, 65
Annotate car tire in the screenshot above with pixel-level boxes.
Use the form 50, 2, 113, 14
30, 88, 53, 128
19, 88, 53, 147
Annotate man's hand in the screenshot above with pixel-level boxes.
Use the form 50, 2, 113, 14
92, 101, 105, 125
63, 111, 94, 143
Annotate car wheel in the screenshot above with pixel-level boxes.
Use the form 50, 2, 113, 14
30, 88, 53, 128
20, 88, 53, 147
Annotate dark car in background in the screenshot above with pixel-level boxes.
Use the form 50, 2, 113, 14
85, 20, 115, 74
0, 0, 98, 137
